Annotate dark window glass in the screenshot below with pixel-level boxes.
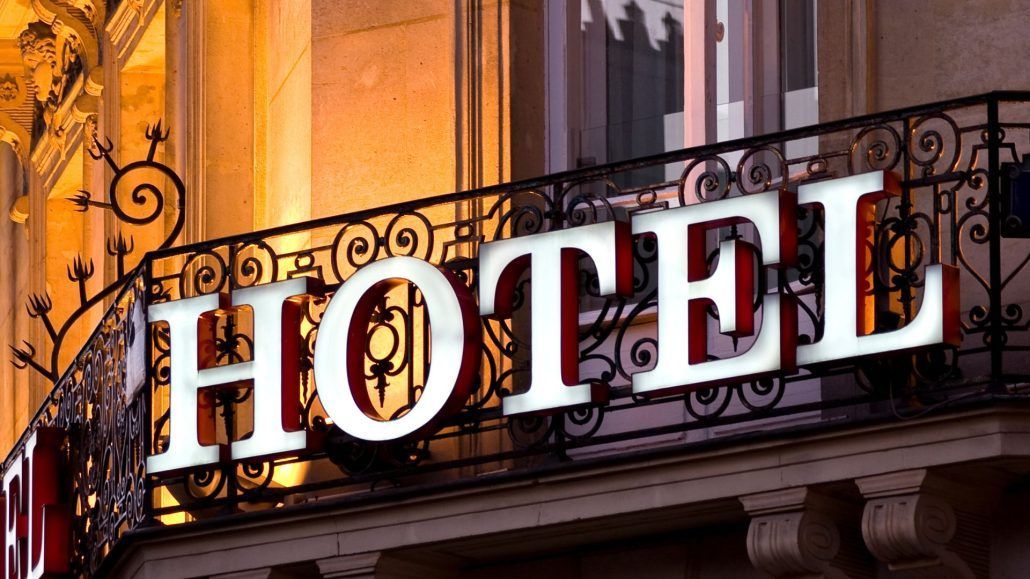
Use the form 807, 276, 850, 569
782, 0, 816, 92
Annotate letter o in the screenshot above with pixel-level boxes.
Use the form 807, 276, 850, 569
314, 256, 481, 441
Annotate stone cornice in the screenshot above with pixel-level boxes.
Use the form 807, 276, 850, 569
105, 0, 159, 66
105, 404, 1028, 578
29, 104, 81, 190
0, 109, 30, 163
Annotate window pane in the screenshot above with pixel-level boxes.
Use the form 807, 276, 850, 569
782, 0, 816, 92
782, 0, 817, 157
579, 0, 685, 180
716, 0, 747, 143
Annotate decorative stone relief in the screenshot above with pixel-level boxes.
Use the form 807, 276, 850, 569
18, 19, 79, 161
0, 111, 30, 164
63, 0, 107, 27
125, 0, 144, 18
14, 0, 105, 177
31, 0, 102, 67
18, 21, 67, 107
0, 73, 26, 109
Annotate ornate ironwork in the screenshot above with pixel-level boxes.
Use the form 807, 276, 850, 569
10, 121, 185, 384
2, 272, 148, 577
142, 92, 1030, 521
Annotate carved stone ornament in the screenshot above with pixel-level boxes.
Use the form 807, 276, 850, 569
0, 73, 25, 109
18, 21, 62, 105
748, 510, 846, 578
17, 12, 94, 166
740, 487, 872, 579
8, 194, 29, 224
861, 493, 966, 576
856, 469, 991, 579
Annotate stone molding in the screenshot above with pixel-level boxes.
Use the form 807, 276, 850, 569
316, 553, 453, 579
105, 0, 160, 64
0, 110, 30, 163
209, 569, 295, 579
103, 407, 1027, 578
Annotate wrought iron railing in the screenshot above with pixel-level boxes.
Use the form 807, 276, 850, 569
5, 91, 1030, 576
2, 270, 148, 575
141, 90, 1030, 517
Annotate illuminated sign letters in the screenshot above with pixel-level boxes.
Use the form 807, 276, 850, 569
630, 189, 798, 397
479, 221, 632, 415
2, 428, 71, 579
146, 171, 961, 473
796, 172, 960, 364
147, 278, 318, 474
314, 256, 481, 441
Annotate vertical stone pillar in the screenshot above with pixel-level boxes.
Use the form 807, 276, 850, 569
26, 160, 47, 406
184, 0, 256, 240
0, 142, 27, 448
816, 0, 876, 122
682, 0, 715, 147
181, 0, 205, 243
856, 469, 992, 579
79, 116, 105, 329
740, 486, 872, 579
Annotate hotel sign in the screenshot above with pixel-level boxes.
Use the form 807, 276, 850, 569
147, 171, 960, 475
2, 428, 71, 578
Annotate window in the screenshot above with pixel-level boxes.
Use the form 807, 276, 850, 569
717, 0, 818, 160
547, 0, 819, 184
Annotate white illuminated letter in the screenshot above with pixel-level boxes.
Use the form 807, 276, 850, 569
314, 256, 481, 441
228, 278, 318, 461
796, 171, 960, 365
479, 221, 632, 415
147, 292, 222, 474
3, 445, 21, 578
631, 190, 798, 397
147, 278, 316, 474
24, 429, 69, 578
2, 429, 70, 579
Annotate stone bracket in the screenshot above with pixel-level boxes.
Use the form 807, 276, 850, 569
741, 486, 871, 579
856, 469, 992, 579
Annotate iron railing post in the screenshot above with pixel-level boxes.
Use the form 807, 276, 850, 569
987, 95, 1003, 388
142, 257, 155, 527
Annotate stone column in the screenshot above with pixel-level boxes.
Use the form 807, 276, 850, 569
856, 469, 992, 579
0, 141, 27, 449
740, 486, 872, 579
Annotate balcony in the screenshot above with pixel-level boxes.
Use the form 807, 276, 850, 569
5, 91, 1030, 577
